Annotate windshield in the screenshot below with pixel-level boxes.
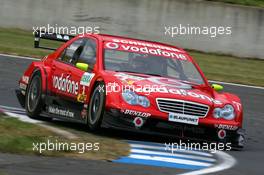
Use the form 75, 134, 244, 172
104, 49, 205, 85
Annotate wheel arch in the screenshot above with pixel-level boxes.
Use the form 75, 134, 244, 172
86, 76, 105, 103
27, 64, 49, 95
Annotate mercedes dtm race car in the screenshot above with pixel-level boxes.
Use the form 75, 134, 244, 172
16, 31, 245, 148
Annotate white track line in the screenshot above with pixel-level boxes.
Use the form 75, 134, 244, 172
1, 53, 263, 90
130, 149, 216, 162
130, 144, 213, 157
0, 53, 39, 61
1, 110, 78, 139
0, 105, 25, 111
209, 80, 264, 90
4, 111, 41, 123
179, 150, 236, 175
129, 154, 213, 167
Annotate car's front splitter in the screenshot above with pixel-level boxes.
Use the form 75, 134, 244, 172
102, 109, 245, 149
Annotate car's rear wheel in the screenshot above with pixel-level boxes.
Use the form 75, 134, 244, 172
87, 82, 106, 131
25, 72, 43, 118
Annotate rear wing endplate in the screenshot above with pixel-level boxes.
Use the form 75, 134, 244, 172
34, 30, 75, 50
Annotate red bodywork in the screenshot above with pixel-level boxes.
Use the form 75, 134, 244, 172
18, 33, 243, 138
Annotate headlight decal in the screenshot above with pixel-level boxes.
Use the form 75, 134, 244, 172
122, 89, 150, 108
213, 104, 235, 120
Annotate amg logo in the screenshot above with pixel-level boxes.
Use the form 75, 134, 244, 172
53, 74, 79, 95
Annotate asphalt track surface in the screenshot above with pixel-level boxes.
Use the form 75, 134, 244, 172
0, 55, 263, 175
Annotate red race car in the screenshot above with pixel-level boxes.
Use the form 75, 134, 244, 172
16, 31, 245, 148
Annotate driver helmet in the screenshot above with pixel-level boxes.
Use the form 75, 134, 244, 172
128, 55, 147, 71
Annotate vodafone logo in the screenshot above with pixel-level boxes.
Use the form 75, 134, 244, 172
105, 42, 119, 49
114, 73, 222, 105
104, 41, 188, 60
53, 74, 79, 95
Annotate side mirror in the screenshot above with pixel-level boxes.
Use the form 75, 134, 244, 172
76, 62, 89, 72
211, 84, 223, 92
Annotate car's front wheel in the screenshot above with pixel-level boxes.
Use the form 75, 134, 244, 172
87, 82, 106, 131
25, 72, 43, 119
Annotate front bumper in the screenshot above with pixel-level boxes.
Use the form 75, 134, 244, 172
102, 108, 245, 148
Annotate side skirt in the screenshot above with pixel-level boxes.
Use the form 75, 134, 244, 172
42, 95, 87, 124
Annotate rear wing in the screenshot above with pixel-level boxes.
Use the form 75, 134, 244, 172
34, 30, 75, 50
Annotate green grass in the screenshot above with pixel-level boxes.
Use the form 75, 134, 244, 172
0, 27, 263, 86
0, 116, 55, 154
206, 0, 264, 8
0, 115, 129, 160
0, 28, 60, 58
0, 172, 8, 175
189, 51, 264, 86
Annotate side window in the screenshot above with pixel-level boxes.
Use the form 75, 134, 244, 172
77, 39, 97, 68
60, 39, 86, 64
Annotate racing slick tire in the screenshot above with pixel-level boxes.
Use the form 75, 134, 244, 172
87, 82, 106, 131
25, 72, 43, 119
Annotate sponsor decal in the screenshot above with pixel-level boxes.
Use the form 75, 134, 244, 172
52, 74, 79, 95
19, 83, 27, 90
47, 105, 75, 118
114, 73, 221, 104
133, 117, 144, 128
110, 38, 183, 53
77, 86, 87, 103
77, 94, 87, 103
147, 77, 191, 89
143, 87, 221, 105
232, 101, 242, 112
115, 73, 190, 89
121, 109, 151, 118
215, 124, 238, 131
127, 80, 135, 85
22, 76, 29, 84
115, 73, 145, 82
168, 113, 199, 125
80, 72, 95, 86
217, 129, 226, 139
105, 41, 188, 61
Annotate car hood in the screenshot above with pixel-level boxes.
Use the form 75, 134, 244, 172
104, 71, 223, 106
